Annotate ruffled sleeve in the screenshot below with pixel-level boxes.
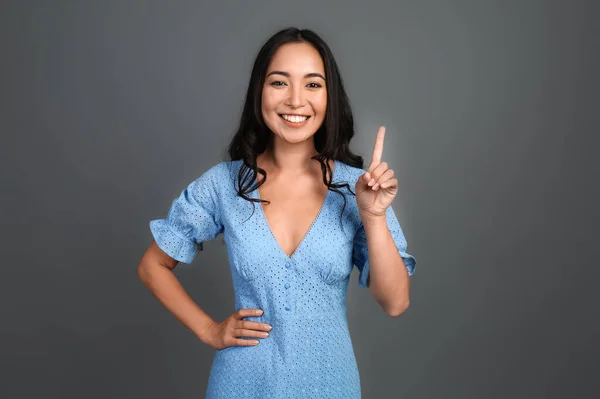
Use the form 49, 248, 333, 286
352, 205, 416, 288
149, 163, 224, 263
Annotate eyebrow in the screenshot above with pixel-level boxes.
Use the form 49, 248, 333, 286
266, 71, 326, 81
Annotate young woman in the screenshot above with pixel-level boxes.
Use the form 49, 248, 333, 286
138, 27, 416, 398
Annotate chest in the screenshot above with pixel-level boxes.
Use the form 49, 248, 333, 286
258, 179, 329, 257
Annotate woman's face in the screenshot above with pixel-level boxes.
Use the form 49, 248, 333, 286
261, 42, 327, 146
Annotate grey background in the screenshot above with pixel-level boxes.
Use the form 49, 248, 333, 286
1, 0, 598, 398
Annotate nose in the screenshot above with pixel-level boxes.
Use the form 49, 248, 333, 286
285, 84, 305, 108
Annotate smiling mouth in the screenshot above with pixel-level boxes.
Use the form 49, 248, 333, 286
279, 114, 311, 123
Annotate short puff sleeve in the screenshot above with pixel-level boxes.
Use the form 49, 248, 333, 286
352, 205, 416, 288
149, 164, 224, 263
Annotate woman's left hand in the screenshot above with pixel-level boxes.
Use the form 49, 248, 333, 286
355, 126, 398, 220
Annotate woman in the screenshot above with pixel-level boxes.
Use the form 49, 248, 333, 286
138, 27, 416, 398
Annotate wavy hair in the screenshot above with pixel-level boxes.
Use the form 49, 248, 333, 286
227, 27, 364, 225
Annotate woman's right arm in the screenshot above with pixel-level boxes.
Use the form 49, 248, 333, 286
137, 241, 217, 345
137, 241, 272, 349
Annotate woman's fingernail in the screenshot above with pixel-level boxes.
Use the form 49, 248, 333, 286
256, 310, 263, 315
368, 178, 375, 186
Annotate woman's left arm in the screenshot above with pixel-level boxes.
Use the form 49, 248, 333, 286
361, 215, 410, 317
355, 126, 412, 317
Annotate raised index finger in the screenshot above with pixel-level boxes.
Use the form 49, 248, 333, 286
368, 126, 386, 173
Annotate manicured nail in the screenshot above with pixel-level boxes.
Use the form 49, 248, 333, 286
256, 310, 263, 315
253, 340, 259, 345
368, 178, 375, 186
372, 183, 379, 190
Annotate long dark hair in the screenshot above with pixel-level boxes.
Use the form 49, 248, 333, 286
227, 27, 364, 225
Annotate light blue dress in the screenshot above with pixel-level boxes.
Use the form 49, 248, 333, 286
150, 159, 416, 398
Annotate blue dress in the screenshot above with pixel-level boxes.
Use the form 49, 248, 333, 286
150, 159, 416, 398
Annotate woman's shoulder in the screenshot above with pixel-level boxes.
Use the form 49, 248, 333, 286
198, 159, 365, 187
334, 159, 366, 184
181, 160, 239, 195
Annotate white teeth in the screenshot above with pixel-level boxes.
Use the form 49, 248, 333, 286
282, 114, 309, 123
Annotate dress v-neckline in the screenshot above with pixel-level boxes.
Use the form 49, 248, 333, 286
253, 159, 337, 260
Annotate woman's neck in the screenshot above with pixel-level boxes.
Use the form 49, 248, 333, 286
260, 138, 320, 176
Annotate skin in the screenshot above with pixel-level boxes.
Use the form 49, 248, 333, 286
355, 126, 411, 316
260, 41, 327, 163
137, 42, 410, 353
255, 42, 332, 258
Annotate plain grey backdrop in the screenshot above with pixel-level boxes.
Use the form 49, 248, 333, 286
2, 0, 598, 398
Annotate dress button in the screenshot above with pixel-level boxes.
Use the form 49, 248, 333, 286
284, 283, 290, 289
285, 306, 291, 311
285, 261, 291, 269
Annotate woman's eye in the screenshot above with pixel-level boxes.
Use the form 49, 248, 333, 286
269, 81, 322, 88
